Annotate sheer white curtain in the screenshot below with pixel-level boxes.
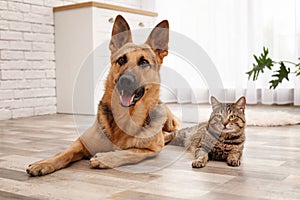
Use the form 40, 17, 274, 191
156, 0, 300, 105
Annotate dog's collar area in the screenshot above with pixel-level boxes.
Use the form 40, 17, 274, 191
119, 87, 145, 108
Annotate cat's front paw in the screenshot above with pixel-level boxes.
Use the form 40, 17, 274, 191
192, 159, 206, 168
227, 154, 241, 167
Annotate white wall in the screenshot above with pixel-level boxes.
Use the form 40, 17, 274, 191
0, 0, 149, 120
155, 0, 300, 105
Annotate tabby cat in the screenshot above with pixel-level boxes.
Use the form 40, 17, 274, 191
171, 96, 246, 168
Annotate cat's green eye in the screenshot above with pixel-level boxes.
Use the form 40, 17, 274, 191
229, 115, 236, 120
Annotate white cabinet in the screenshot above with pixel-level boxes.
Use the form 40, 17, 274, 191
54, 2, 156, 115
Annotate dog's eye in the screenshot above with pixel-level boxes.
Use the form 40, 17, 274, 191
138, 57, 150, 68
116, 56, 127, 66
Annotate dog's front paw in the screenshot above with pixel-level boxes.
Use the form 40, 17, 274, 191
163, 131, 176, 144
163, 116, 180, 132
89, 158, 111, 169
89, 153, 112, 169
26, 162, 55, 176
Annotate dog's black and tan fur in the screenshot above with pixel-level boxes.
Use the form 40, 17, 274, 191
26, 15, 179, 176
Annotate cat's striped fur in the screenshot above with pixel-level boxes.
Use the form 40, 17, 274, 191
171, 96, 246, 168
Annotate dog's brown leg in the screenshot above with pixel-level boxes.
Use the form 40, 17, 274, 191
89, 148, 160, 169
163, 131, 176, 144
162, 104, 180, 132
90, 130, 165, 169
26, 138, 90, 176
160, 104, 180, 143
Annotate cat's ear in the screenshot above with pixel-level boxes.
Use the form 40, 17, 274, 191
235, 96, 246, 111
145, 20, 169, 64
211, 96, 220, 111
110, 15, 132, 53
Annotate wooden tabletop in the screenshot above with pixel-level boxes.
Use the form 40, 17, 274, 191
53, 1, 158, 17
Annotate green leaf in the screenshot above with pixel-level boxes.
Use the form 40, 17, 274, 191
246, 47, 274, 81
296, 66, 300, 76
296, 58, 300, 67
269, 62, 290, 89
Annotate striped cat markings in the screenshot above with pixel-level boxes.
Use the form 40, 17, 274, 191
171, 96, 246, 168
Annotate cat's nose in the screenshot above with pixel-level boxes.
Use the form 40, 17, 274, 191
223, 120, 229, 128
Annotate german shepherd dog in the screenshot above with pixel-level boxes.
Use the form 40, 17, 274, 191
26, 15, 179, 176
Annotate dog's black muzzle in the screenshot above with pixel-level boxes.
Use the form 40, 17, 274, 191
116, 73, 145, 108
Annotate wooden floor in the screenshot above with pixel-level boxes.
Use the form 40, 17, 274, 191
1, 106, 300, 200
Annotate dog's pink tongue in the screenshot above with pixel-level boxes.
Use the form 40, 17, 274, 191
120, 95, 134, 107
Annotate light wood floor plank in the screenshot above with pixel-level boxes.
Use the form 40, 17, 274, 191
0, 108, 299, 199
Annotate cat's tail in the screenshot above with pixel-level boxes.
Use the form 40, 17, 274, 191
169, 125, 198, 147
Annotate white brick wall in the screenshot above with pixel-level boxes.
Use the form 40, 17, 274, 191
0, 0, 146, 120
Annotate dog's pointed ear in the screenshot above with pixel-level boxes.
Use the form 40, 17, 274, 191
110, 15, 132, 53
145, 20, 169, 63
